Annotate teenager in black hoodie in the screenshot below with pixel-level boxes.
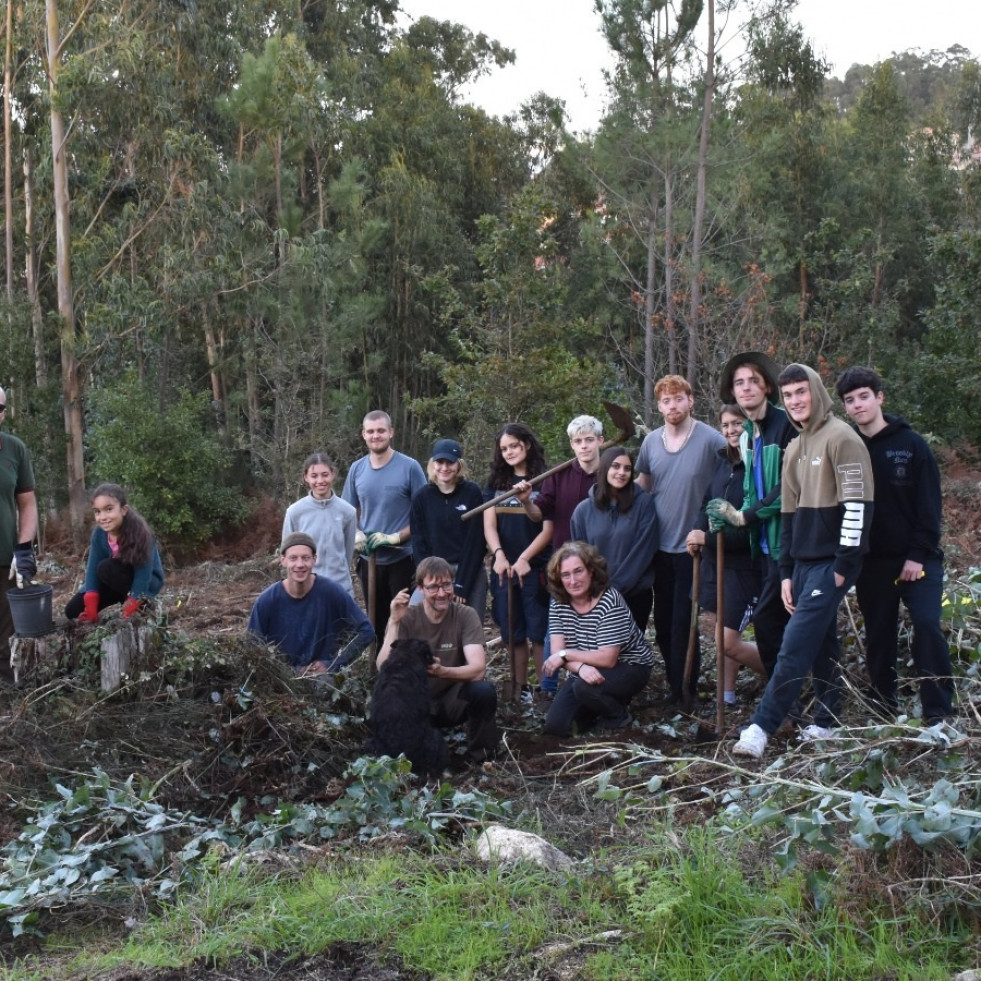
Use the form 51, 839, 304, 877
837, 367, 953, 724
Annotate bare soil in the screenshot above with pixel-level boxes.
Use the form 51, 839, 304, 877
4, 471, 980, 980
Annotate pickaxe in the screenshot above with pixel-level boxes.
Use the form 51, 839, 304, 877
461, 401, 636, 522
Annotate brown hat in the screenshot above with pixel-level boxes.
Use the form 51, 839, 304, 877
280, 532, 317, 555
719, 352, 782, 402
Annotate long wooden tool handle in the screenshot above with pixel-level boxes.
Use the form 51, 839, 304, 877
460, 457, 576, 522
682, 549, 701, 710
461, 434, 631, 523
715, 532, 726, 736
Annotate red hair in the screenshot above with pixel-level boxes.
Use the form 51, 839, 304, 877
654, 374, 692, 399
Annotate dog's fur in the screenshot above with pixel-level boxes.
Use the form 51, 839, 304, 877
365, 638, 448, 779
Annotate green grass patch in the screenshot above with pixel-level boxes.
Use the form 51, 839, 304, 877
7, 827, 976, 981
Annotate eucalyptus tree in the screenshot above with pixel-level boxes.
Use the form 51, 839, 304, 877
413, 182, 607, 464
44, 0, 85, 533
351, 16, 527, 451
591, 0, 718, 422
728, 7, 831, 354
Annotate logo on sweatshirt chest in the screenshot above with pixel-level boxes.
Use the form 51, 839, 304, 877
885, 448, 913, 482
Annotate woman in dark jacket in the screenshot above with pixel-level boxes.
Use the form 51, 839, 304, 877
686, 405, 764, 704
410, 438, 487, 613
569, 446, 659, 629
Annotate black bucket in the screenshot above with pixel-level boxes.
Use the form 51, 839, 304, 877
7, 582, 54, 638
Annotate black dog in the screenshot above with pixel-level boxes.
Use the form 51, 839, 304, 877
365, 638, 448, 779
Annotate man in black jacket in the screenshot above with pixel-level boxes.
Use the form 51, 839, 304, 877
836, 366, 953, 724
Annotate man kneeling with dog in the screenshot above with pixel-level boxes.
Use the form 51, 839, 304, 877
376, 556, 499, 764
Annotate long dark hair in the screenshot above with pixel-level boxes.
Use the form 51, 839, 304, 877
593, 446, 636, 513
90, 483, 154, 566
719, 403, 747, 465
487, 423, 547, 490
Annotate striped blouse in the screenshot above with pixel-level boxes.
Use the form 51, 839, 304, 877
548, 587, 654, 667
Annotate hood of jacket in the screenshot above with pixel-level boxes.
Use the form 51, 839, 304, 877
784, 363, 834, 435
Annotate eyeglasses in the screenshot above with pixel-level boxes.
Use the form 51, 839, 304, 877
0, 405, 6, 412
422, 581, 455, 595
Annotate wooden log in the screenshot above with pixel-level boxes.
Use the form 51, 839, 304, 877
101, 621, 157, 690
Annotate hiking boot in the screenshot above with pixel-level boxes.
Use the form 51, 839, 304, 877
798, 724, 838, 742
520, 684, 534, 705
596, 710, 632, 731
733, 723, 768, 759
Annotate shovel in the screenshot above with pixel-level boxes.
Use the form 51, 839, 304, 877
715, 531, 726, 737
462, 401, 636, 521
682, 550, 701, 711
502, 573, 518, 703
367, 551, 378, 672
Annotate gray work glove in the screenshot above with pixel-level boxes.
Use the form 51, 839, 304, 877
367, 531, 400, 551
354, 530, 369, 555
705, 499, 747, 534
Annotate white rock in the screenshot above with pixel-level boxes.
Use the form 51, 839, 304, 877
474, 825, 573, 872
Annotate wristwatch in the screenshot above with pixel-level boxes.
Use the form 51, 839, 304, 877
558, 649, 568, 663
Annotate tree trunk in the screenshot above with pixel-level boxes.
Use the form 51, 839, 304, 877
23, 148, 46, 387
45, 0, 86, 538
643, 196, 658, 427
686, 0, 715, 389
4, 0, 13, 300
664, 164, 677, 377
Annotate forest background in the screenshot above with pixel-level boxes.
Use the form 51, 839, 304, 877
3, 0, 980, 548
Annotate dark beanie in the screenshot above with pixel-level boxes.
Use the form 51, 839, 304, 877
280, 532, 317, 555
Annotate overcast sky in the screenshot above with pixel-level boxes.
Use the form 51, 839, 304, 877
397, 0, 973, 132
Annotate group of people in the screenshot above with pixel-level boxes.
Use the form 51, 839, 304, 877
244, 357, 954, 762
0, 357, 951, 767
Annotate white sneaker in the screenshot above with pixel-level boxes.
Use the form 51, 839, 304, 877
799, 724, 838, 742
733, 723, 768, 759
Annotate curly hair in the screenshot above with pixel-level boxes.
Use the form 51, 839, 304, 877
486, 423, 547, 490
546, 541, 610, 605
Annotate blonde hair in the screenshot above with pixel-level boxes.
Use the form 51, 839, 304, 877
426, 457, 469, 484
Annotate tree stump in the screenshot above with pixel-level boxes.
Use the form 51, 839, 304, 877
9, 635, 48, 684
100, 621, 159, 690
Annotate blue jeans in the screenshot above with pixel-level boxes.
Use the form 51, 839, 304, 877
754, 553, 791, 678
752, 559, 854, 735
856, 555, 952, 722
490, 569, 547, 645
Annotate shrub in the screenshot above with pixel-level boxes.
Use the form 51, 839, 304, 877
86, 373, 248, 546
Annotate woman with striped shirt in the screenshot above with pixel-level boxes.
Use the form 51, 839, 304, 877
541, 542, 654, 736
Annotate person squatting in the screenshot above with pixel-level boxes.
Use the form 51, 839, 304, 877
240, 367, 953, 768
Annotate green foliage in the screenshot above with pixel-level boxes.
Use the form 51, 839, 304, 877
597, 829, 962, 980
413, 184, 609, 461
86, 374, 247, 546
905, 230, 981, 445
942, 567, 981, 672
0, 758, 509, 939
0, 770, 211, 938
